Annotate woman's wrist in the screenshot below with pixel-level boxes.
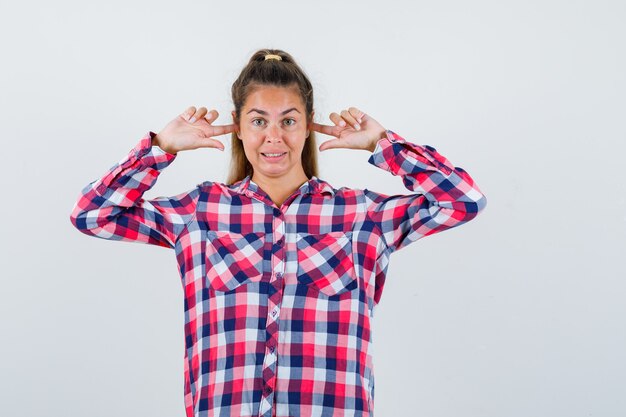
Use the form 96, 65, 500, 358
367, 128, 387, 152
153, 134, 177, 155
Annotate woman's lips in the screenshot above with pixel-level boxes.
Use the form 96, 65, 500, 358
261, 152, 287, 161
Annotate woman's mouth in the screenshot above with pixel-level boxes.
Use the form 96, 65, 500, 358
261, 152, 287, 160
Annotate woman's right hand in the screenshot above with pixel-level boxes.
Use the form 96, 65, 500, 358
153, 106, 236, 155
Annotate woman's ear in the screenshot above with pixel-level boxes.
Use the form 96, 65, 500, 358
231, 110, 241, 139
307, 110, 315, 137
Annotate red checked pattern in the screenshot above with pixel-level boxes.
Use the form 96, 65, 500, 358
70, 129, 487, 417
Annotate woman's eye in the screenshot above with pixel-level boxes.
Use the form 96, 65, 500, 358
251, 118, 296, 127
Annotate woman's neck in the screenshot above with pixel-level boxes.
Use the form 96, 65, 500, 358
251, 170, 310, 207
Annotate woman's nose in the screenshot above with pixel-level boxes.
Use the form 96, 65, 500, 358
265, 123, 282, 141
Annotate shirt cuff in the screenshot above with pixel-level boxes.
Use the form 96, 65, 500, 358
145, 131, 178, 160
94, 131, 177, 195
367, 129, 454, 176
367, 130, 406, 173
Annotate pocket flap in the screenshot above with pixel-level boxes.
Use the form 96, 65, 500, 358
295, 231, 357, 297
205, 230, 266, 292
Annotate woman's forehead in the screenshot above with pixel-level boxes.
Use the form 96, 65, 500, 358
243, 85, 305, 113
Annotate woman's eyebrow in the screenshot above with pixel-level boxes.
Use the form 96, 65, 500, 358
247, 107, 300, 115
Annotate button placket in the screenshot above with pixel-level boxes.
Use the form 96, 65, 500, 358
271, 214, 286, 283
258, 394, 273, 417
260, 208, 285, 414
269, 304, 279, 320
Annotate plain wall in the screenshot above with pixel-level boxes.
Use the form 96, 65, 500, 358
1, 1, 624, 416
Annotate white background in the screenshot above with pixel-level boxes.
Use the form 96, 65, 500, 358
1, 1, 624, 416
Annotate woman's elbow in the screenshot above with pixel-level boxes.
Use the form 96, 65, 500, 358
463, 193, 487, 223
476, 193, 487, 214
69, 205, 98, 236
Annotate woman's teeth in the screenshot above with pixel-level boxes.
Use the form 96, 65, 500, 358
262, 153, 286, 158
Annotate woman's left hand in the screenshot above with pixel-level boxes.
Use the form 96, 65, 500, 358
311, 107, 387, 152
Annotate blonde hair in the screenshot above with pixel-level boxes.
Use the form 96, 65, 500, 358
225, 49, 319, 185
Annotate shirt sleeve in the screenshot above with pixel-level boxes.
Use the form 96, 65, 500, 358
363, 129, 487, 254
69, 131, 201, 249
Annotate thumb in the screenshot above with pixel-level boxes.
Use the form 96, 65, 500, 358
197, 137, 225, 152
319, 139, 342, 152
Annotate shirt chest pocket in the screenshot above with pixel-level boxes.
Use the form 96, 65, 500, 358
205, 230, 266, 292
295, 231, 357, 297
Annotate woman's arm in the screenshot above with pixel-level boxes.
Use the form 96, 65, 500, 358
69, 131, 201, 249
363, 129, 487, 254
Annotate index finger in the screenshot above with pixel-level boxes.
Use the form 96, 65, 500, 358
310, 122, 338, 137
209, 123, 237, 136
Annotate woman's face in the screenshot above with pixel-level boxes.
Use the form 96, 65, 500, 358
233, 85, 313, 182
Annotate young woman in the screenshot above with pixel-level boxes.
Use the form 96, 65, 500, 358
70, 48, 487, 417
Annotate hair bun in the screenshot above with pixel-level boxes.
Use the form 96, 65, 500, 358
264, 54, 283, 61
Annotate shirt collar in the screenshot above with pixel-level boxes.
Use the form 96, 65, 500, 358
233, 174, 335, 199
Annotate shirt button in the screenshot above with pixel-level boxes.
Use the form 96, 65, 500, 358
276, 238, 284, 246
269, 345, 275, 353
264, 386, 273, 395
271, 310, 277, 317
275, 272, 283, 279
273, 208, 281, 216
